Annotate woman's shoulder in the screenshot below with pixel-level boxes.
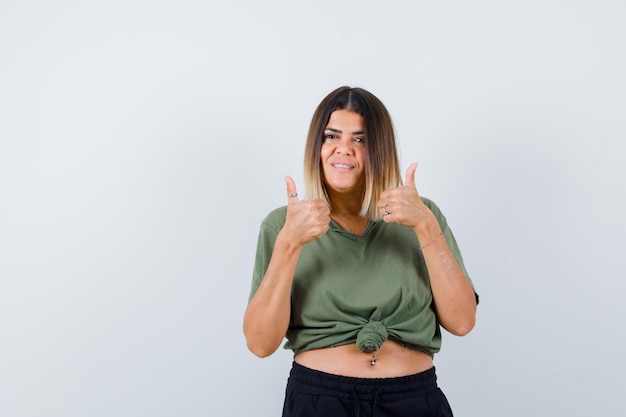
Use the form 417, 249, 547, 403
420, 196, 443, 212
260, 205, 288, 229
419, 196, 449, 224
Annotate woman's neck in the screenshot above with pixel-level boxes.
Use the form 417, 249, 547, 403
329, 198, 368, 235
327, 187, 363, 215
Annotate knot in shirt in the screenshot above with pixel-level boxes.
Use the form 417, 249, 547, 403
356, 321, 388, 353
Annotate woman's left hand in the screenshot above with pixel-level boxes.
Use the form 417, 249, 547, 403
378, 162, 439, 235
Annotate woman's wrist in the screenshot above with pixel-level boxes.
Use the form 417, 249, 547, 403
418, 231, 444, 250
276, 228, 304, 254
412, 216, 442, 242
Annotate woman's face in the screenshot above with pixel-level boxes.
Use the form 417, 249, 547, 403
320, 109, 366, 197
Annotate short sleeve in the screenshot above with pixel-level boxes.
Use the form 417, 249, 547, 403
248, 207, 287, 301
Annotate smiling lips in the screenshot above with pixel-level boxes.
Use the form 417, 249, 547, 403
331, 161, 354, 171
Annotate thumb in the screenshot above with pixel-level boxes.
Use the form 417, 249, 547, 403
404, 162, 418, 188
285, 176, 300, 203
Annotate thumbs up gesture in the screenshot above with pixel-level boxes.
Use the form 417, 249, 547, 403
283, 176, 331, 245
378, 163, 437, 234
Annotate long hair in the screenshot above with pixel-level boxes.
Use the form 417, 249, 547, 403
304, 87, 402, 220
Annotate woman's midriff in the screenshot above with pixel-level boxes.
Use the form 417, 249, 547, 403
294, 340, 433, 378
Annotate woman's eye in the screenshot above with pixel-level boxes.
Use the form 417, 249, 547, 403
354, 137, 364, 143
324, 134, 337, 141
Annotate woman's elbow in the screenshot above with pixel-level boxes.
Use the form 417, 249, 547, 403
444, 315, 476, 337
245, 338, 280, 358
243, 324, 281, 358
448, 323, 475, 337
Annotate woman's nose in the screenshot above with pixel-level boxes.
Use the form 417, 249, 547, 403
335, 138, 354, 155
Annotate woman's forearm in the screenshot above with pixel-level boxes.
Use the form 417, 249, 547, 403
415, 227, 477, 336
243, 233, 302, 357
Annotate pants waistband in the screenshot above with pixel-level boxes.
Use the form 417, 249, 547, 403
287, 361, 438, 401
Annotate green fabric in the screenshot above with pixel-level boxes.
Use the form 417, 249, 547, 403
249, 197, 476, 357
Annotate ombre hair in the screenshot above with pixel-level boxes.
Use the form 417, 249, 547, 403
304, 86, 402, 220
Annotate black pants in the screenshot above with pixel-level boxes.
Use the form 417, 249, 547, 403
282, 362, 454, 417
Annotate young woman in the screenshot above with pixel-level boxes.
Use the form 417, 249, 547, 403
244, 86, 478, 417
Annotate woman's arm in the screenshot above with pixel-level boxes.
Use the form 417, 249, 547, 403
413, 227, 477, 336
243, 177, 330, 357
243, 230, 303, 357
378, 163, 477, 336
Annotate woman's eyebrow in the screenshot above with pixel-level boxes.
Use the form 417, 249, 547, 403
324, 127, 365, 135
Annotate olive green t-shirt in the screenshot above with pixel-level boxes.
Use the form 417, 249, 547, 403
249, 197, 476, 357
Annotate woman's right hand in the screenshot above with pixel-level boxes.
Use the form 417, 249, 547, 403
282, 176, 330, 245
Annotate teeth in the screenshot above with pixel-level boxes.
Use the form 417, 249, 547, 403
334, 164, 350, 169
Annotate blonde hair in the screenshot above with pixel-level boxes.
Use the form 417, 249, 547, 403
304, 87, 402, 220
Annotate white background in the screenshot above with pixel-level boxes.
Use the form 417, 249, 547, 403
1, 1, 625, 416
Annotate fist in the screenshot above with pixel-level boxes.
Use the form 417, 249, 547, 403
284, 176, 330, 244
